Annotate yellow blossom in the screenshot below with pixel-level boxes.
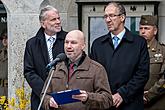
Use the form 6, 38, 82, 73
0, 80, 30, 110
0, 96, 6, 105
8, 97, 15, 107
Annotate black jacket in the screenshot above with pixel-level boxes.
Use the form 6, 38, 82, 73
90, 28, 149, 110
24, 27, 67, 110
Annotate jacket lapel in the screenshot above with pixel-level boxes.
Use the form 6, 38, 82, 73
37, 27, 49, 65
40, 38, 49, 65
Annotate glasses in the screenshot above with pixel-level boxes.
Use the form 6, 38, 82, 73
104, 14, 122, 19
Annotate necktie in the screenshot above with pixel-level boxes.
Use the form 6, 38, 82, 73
48, 37, 55, 62
113, 36, 119, 49
69, 63, 74, 79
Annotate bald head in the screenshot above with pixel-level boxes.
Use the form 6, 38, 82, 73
66, 30, 85, 43
64, 30, 86, 62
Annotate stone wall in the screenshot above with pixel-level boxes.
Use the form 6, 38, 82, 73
2, 0, 42, 99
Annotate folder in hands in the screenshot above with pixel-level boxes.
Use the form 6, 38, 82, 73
50, 89, 81, 105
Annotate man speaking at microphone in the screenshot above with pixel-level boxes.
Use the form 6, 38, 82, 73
41, 30, 113, 110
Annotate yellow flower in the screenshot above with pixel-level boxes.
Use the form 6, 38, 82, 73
16, 88, 25, 99
0, 96, 6, 105
0, 80, 31, 110
8, 97, 15, 107
3, 102, 8, 109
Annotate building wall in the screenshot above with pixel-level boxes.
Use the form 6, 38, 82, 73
158, 1, 165, 43
1, 0, 43, 102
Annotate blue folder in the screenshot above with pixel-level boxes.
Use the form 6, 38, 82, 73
50, 89, 81, 105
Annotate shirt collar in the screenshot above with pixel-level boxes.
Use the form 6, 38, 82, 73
68, 56, 81, 67
44, 33, 57, 41
67, 52, 86, 67
111, 28, 126, 40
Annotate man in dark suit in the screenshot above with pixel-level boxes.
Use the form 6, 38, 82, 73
24, 5, 67, 110
90, 2, 149, 110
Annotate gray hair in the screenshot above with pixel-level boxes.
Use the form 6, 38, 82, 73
105, 2, 126, 16
39, 5, 59, 22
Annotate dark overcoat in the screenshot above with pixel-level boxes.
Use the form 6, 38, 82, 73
90, 28, 150, 110
24, 27, 67, 110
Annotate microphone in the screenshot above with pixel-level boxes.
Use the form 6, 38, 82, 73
37, 53, 66, 110
46, 53, 66, 70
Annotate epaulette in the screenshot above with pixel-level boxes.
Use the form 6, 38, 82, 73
159, 42, 165, 46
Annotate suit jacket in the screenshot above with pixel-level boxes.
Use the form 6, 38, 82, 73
90, 28, 150, 110
24, 27, 67, 110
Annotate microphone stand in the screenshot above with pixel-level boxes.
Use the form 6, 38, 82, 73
37, 66, 55, 110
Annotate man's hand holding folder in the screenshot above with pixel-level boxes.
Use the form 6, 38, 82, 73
49, 89, 88, 108
50, 97, 58, 108
72, 90, 88, 102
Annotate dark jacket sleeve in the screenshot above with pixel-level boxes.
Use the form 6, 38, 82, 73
24, 40, 45, 97
117, 39, 150, 103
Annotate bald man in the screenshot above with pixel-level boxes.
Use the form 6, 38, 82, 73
41, 30, 113, 110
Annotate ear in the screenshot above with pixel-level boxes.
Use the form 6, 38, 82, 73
82, 43, 86, 50
120, 14, 126, 22
40, 21, 45, 28
2, 38, 7, 47
154, 27, 158, 35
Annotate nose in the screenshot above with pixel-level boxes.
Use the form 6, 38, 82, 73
105, 16, 111, 22
139, 28, 145, 34
66, 42, 72, 48
141, 29, 145, 34
56, 19, 61, 24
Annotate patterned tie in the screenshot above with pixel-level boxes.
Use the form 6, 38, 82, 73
69, 63, 74, 79
48, 37, 55, 62
113, 36, 119, 49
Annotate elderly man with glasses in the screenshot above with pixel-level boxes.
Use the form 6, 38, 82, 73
91, 2, 149, 110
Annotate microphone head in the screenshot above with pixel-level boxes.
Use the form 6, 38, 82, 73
46, 53, 66, 70
56, 53, 67, 61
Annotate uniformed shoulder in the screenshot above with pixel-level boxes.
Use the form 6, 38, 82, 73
158, 42, 165, 51
159, 42, 165, 47
158, 42, 165, 56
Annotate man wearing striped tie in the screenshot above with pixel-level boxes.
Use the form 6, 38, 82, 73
24, 5, 67, 110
